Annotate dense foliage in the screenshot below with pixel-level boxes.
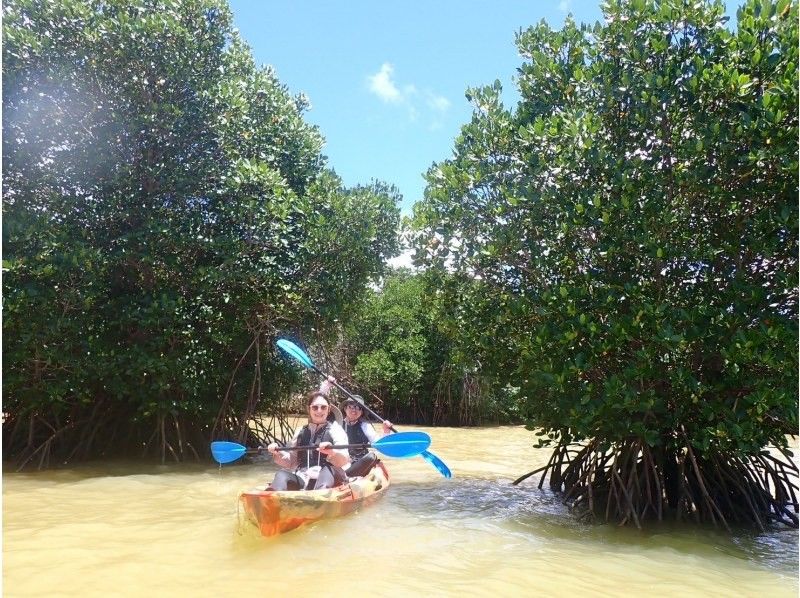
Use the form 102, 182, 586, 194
339, 269, 519, 425
3, 0, 400, 466
412, 0, 798, 528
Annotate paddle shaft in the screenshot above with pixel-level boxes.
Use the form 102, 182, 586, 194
278, 443, 369, 451
276, 339, 450, 476
309, 361, 452, 477
310, 364, 399, 433
245, 443, 371, 454
212, 429, 430, 464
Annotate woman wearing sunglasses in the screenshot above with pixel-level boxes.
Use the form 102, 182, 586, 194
266, 378, 350, 491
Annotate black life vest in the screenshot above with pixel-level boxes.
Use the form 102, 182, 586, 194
343, 419, 371, 460
295, 422, 335, 469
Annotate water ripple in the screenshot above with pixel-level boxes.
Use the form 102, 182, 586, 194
387, 475, 799, 575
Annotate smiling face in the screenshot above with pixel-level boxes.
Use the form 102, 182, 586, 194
344, 403, 362, 423
307, 394, 330, 424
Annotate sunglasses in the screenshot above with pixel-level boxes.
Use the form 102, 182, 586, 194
345, 404, 362, 410
310, 404, 329, 411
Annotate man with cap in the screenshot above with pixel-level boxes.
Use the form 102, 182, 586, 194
341, 393, 393, 477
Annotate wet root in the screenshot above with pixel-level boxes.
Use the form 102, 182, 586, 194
513, 437, 799, 530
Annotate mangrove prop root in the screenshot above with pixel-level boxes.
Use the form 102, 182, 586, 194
515, 438, 799, 529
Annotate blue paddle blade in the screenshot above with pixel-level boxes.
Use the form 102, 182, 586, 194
422, 450, 452, 478
210, 441, 247, 464
373, 431, 431, 458
276, 339, 315, 369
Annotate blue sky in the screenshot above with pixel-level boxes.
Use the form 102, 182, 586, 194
228, 1, 605, 215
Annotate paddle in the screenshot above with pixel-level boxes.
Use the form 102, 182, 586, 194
211, 430, 431, 464
276, 339, 453, 478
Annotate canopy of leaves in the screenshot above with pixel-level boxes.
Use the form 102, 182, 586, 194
2, 0, 400, 464
411, 0, 798, 455
340, 269, 519, 425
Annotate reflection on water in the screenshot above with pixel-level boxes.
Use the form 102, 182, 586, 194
3, 426, 798, 597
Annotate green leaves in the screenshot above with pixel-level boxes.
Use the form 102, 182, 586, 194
2, 0, 401, 462
411, 0, 798, 454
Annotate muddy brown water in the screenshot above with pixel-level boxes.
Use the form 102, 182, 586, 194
3, 425, 798, 596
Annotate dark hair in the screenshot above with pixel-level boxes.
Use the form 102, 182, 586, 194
305, 391, 329, 407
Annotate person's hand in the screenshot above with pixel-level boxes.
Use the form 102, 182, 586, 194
317, 441, 333, 456
382, 421, 393, 434
319, 376, 336, 394
267, 442, 279, 454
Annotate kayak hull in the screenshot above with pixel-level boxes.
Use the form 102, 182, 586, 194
239, 461, 390, 537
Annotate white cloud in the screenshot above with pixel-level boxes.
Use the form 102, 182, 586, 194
367, 63, 451, 126
368, 63, 402, 103
558, 0, 571, 12
427, 93, 451, 112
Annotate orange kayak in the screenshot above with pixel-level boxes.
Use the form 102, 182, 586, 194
239, 461, 390, 537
